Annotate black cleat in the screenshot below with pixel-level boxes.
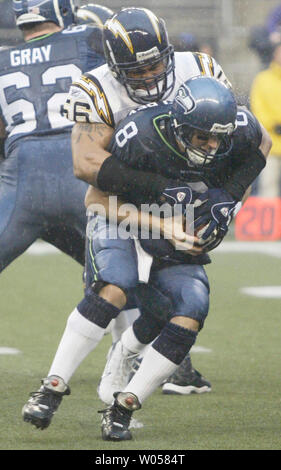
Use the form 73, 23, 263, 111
22, 375, 70, 429
99, 391, 141, 441
162, 365, 211, 395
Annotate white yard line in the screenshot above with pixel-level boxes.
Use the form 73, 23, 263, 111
215, 241, 281, 257
26, 243, 60, 255
191, 346, 212, 353
241, 286, 281, 298
0, 347, 22, 355
26, 240, 281, 256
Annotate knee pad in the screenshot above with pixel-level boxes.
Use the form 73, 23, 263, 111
180, 281, 209, 330
153, 265, 210, 331
77, 287, 120, 329
152, 322, 198, 365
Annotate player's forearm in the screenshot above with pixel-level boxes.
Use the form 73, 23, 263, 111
87, 191, 199, 254
223, 145, 269, 201
223, 118, 272, 200
71, 122, 113, 185
87, 188, 161, 232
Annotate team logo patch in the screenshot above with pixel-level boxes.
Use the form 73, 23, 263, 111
176, 192, 186, 202
220, 207, 229, 217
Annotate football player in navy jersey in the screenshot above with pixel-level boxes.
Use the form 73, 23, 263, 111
90, 77, 270, 440
0, 1, 106, 272
22, 76, 271, 439
63, 6, 233, 398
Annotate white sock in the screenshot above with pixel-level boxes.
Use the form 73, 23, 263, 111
121, 325, 146, 354
48, 308, 105, 383
122, 345, 177, 403
110, 309, 140, 343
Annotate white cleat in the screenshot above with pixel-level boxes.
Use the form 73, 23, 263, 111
97, 341, 139, 405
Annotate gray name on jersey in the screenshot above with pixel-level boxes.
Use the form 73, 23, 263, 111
10, 45, 52, 67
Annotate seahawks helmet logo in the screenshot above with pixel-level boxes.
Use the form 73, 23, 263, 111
174, 84, 196, 114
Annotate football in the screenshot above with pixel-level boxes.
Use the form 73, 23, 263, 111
194, 222, 212, 245
194, 222, 221, 251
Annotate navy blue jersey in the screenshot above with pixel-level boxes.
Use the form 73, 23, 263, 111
108, 103, 263, 265
0, 24, 104, 153
109, 102, 262, 197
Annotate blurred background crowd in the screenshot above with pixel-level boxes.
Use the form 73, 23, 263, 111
1, 0, 281, 197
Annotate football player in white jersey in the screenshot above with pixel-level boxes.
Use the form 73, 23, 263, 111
65, 9, 230, 187
22, 7, 238, 432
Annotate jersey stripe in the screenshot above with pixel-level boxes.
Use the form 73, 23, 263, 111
192, 52, 214, 77
73, 72, 115, 127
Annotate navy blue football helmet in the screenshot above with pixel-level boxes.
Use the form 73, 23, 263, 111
76, 3, 114, 27
171, 76, 237, 168
103, 7, 175, 104
13, 0, 78, 28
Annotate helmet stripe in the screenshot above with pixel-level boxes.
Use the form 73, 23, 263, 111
142, 8, 161, 44
53, 0, 64, 28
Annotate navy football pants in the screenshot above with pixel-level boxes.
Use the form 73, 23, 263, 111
85, 215, 210, 327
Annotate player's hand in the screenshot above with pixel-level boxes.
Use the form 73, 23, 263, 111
193, 188, 239, 240
160, 214, 203, 255
195, 227, 225, 253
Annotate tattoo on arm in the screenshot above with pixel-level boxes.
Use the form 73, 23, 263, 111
72, 123, 110, 143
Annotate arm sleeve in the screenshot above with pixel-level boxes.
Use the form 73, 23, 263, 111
97, 155, 170, 206
223, 109, 265, 200
224, 148, 266, 200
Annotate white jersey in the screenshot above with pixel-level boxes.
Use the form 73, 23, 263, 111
64, 51, 231, 128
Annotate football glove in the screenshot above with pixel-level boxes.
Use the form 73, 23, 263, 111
194, 188, 239, 240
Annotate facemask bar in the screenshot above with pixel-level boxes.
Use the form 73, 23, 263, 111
109, 45, 175, 104
175, 122, 233, 168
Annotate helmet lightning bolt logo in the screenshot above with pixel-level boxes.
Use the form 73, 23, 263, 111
106, 18, 134, 53
142, 8, 162, 43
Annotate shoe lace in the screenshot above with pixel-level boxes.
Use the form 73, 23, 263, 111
28, 388, 62, 408
98, 404, 132, 429
28, 390, 52, 406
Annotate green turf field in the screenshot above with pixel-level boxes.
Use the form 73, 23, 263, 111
0, 241, 280, 450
